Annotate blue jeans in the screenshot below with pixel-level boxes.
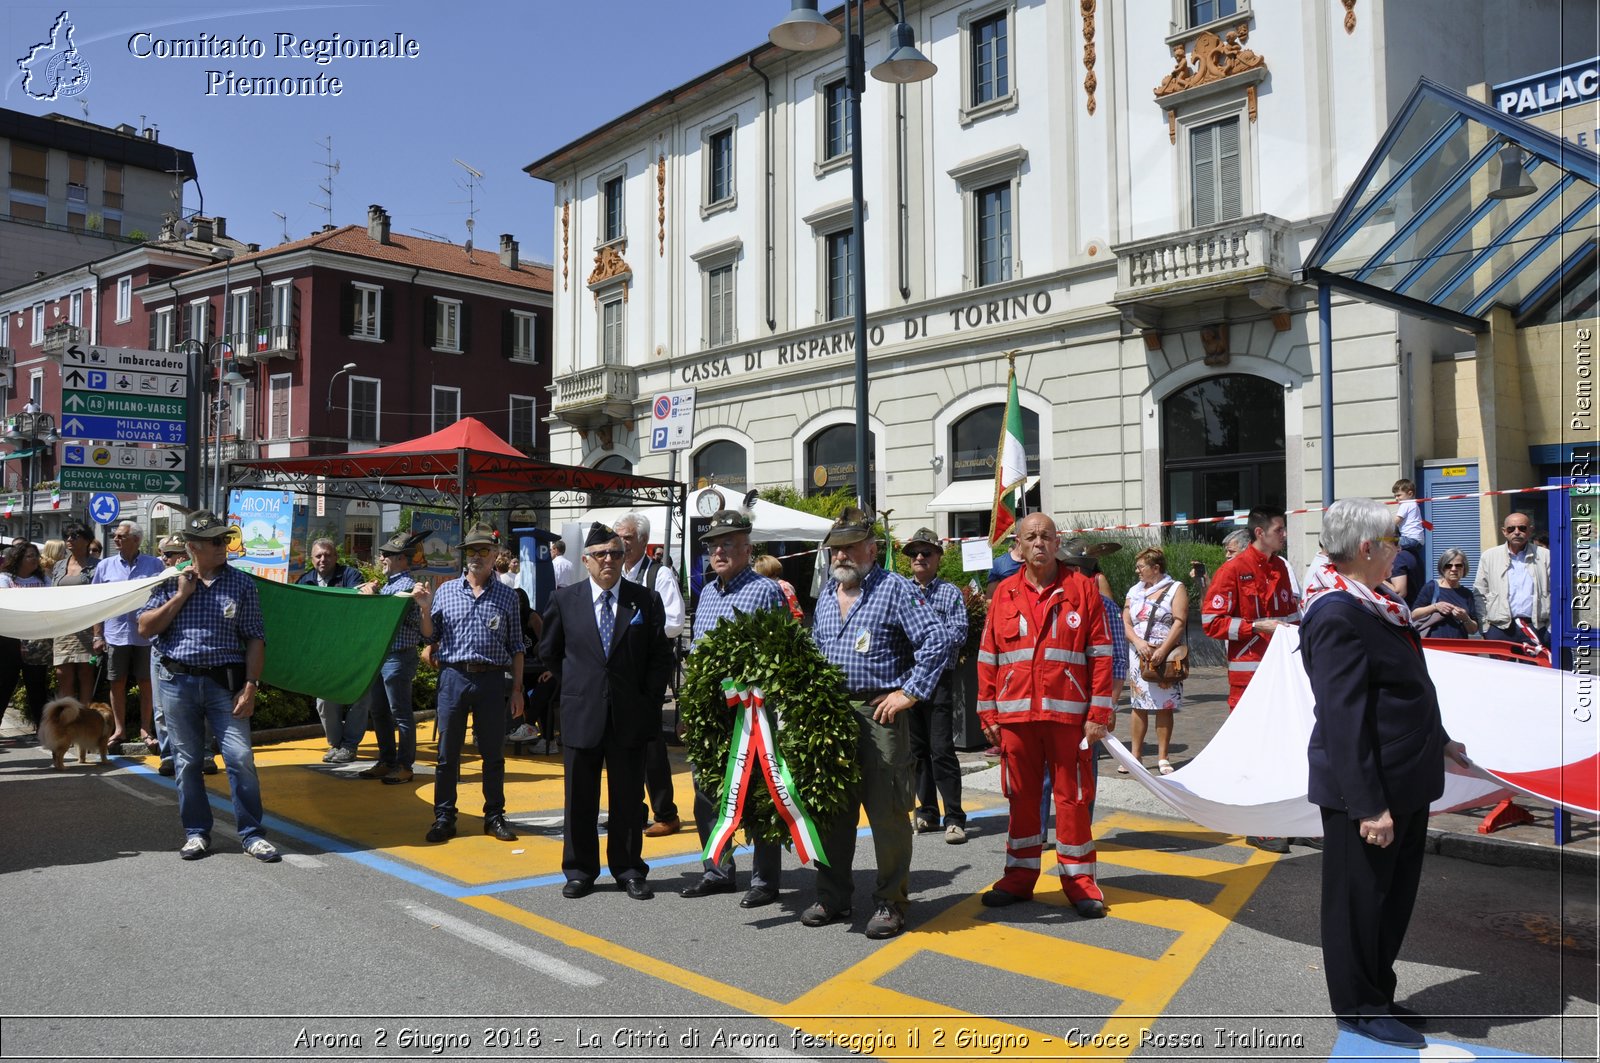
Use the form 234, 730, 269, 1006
360, 649, 419, 768
160, 671, 266, 843
316, 697, 368, 753
433, 667, 509, 821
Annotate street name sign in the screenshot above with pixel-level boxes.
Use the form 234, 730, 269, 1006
61, 344, 192, 375
62, 443, 186, 472
63, 468, 186, 494
59, 414, 186, 444
62, 365, 188, 398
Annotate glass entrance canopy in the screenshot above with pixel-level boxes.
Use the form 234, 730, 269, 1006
1304, 78, 1598, 330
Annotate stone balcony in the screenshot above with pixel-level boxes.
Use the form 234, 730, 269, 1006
550, 364, 637, 430
1111, 213, 1298, 329
41, 323, 83, 356
232, 325, 298, 362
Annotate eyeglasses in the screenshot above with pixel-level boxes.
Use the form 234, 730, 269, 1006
1503, 525, 1530, 533
586, 548, 625, 560
1377, 535, 1400, 544
1443, 562, 1466, 569
463, 546, 494, 556
707, 540, 746, 554
906, 549, 938, 560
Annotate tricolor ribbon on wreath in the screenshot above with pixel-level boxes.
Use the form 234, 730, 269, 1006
702, 678, 828, 868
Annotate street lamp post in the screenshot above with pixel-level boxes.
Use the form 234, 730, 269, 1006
4, 411, 58, 541
770, 0, 935, 513
174, 338, 244, 512
326, 362, 358, 413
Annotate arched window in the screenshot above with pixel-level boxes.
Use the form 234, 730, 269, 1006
693, 440, 747, 491
805, 424, 875, 498
950, 405, 1041, 481
1162, 374, 1285, 542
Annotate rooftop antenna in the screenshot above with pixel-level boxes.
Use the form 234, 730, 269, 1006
409, 226, 450, 242
453, 158, 484, 257
77, 96, 89, 121
311, 136, 340, 228
166, 147, 192, 237
272, 211, 290, 243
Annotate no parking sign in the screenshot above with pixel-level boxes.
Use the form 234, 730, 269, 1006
649, 388, 696, 453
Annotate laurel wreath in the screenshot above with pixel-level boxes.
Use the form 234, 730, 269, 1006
680, 607, 861, 848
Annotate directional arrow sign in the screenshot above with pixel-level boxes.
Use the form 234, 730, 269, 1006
59, 414, 186, 445
62, 344, 192, 375
61, 468, 186, 494
63, 366, 188, 398
63, 392, 186, 420
60, 443, 187, 472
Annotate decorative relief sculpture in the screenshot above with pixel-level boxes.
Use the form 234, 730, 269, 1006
1154, 23, 1267, 141
561, 199, 570, 290
657, 154, 666, 256
1082, 0, 1097, 115
588, 242, 632, 303
1342, 0, 1356, 34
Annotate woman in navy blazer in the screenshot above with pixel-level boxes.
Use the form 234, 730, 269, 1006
1301, 497, 1470, 1050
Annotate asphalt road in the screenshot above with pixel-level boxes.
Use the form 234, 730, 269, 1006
0, 734, 1594, 1063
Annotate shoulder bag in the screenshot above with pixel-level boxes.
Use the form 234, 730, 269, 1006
1138, 583, 1189, 687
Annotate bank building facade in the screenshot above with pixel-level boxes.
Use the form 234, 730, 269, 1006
527, 0, 1593, 568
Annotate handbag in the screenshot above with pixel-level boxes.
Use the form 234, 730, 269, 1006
1137, 583, 1189, 687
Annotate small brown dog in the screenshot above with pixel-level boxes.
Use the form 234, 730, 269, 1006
37, 697, 114, 770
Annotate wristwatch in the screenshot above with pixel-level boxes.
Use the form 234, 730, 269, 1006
243, 678, 260, 689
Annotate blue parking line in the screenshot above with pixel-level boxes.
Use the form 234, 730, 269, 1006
1330, 1030, 1567, 1060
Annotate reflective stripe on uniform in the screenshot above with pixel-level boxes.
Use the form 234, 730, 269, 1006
1055, 860, 1097, 878
1040, 698, 1088, 716
976, 699, 997, 713
1229, 618, 1246, 640
997, 649, 1033, 665
1086, 644, 1112, 657
1043, 647, 1088, 665
1008, 832, 1045, 849
1057, 840, 1095, 858
1005, 855, 1042, 869
977, 650, 999, 666
1228, 661, 1260, 673
1090, 696, 1114, 710
993, 699, 1033, 714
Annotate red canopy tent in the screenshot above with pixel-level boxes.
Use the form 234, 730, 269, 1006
226, 417, 682, 527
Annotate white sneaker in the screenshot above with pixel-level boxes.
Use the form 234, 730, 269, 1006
506, 723, 539, 743
244, 838, 281, 863
945, 823, 968, 845
179, 835, 210, 860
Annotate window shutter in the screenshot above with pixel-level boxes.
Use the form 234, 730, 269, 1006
341, 283, 355, 333
459, 304, 472, 352
423, 298, 437, 345
206, 300, 216, 343
378, 288, 392, 341
502, 308, 514, 359
1217, 118, 1242, 222
147, 312, 158, 351
1190, 124, 1217, 228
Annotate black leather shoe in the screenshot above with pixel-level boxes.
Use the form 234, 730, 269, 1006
1073, 897, 1107, 919
800, 902, 850, 927
981, 888, 1026, 908
561, 879, 594, 899
1335, 1016, 1424, 1048
739, 886, 779, 909
622, 878, 654, 900
1389, 1003, 1429, 1029
425, 818, 456, 843
1246, 835, 1290, 853
483, 816, 517, 842
679, 878, 736, 898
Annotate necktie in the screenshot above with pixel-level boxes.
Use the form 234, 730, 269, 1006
599, 589, 615, 654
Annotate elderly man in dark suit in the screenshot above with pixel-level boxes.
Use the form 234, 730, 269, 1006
539, 523, 673, 901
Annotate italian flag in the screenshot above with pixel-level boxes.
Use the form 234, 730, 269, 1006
990, 358, 1027, 543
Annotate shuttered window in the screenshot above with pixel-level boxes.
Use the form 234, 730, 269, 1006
508, 396, 536, 448
349, 378, 380, 442
707, 265, 735, 347
1190, 117, 1242, 227
431, 386, 459, 432
268, 374, 291, 439
600, 298, 624, 365
603, 176, 624, 243
10, 144, 46, 194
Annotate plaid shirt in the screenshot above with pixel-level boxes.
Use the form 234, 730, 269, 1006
379, 570, 423, 655
139, 565, 265, 667
691, 566, 785, 650
811, 566, 949, 701
430, 576, 528, 666
1103, 593, 1129, 682
917, 576, 968, 677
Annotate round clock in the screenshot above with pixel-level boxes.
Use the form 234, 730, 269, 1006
696, 488, 725, 517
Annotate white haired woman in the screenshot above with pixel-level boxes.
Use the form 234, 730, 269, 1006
1409, 548, 1480, 639
1300, 497, 1471, 1049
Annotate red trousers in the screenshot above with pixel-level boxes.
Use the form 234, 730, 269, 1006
995, 720, 1101, 902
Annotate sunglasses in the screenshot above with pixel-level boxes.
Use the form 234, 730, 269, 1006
1443, 562, 1467, 569
906, 549, 938, 559
586, 548, 625, 560
1504, 525, 1530, 533
463, 546, 494, 556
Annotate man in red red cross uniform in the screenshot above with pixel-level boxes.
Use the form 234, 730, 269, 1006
977, 513, 1116, 918
1201, 506, 1300, 710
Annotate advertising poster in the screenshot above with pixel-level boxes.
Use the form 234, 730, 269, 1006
411, 512, 461, 582
226, 489, 295, 583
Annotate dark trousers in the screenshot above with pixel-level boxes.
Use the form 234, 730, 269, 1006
1318, 805, 1428, 1019
639, 734, 678, 824
0, 637, 49, 724
908, 675, 964, 826
1483, 619, 1550, 650
691, 769, 782, 888
432, 668, 508, 821
563, 734, 648, 884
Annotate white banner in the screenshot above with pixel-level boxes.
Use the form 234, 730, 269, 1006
0, 572, 172, 640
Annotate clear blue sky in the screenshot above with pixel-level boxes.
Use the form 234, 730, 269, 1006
3, 1, 784, 263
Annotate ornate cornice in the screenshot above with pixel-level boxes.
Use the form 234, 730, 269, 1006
561, 199, 570, 290
657, 154, 666, 257
587, 241, 632, 303
1341, 0, 1356, 34
1154, 23, 1267, 142
1082, 0, 1097, 116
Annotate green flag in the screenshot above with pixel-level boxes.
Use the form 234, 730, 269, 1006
254, 576, 410, 703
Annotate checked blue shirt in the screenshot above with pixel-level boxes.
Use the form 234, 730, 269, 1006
1102, 593, 1129, 682
379, 570, 424, 655
429, 576, 528, 665
691, 566, 785, 650
811, 566, 950, 701
918, 576, 968, 676
139, 565, 265, 666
